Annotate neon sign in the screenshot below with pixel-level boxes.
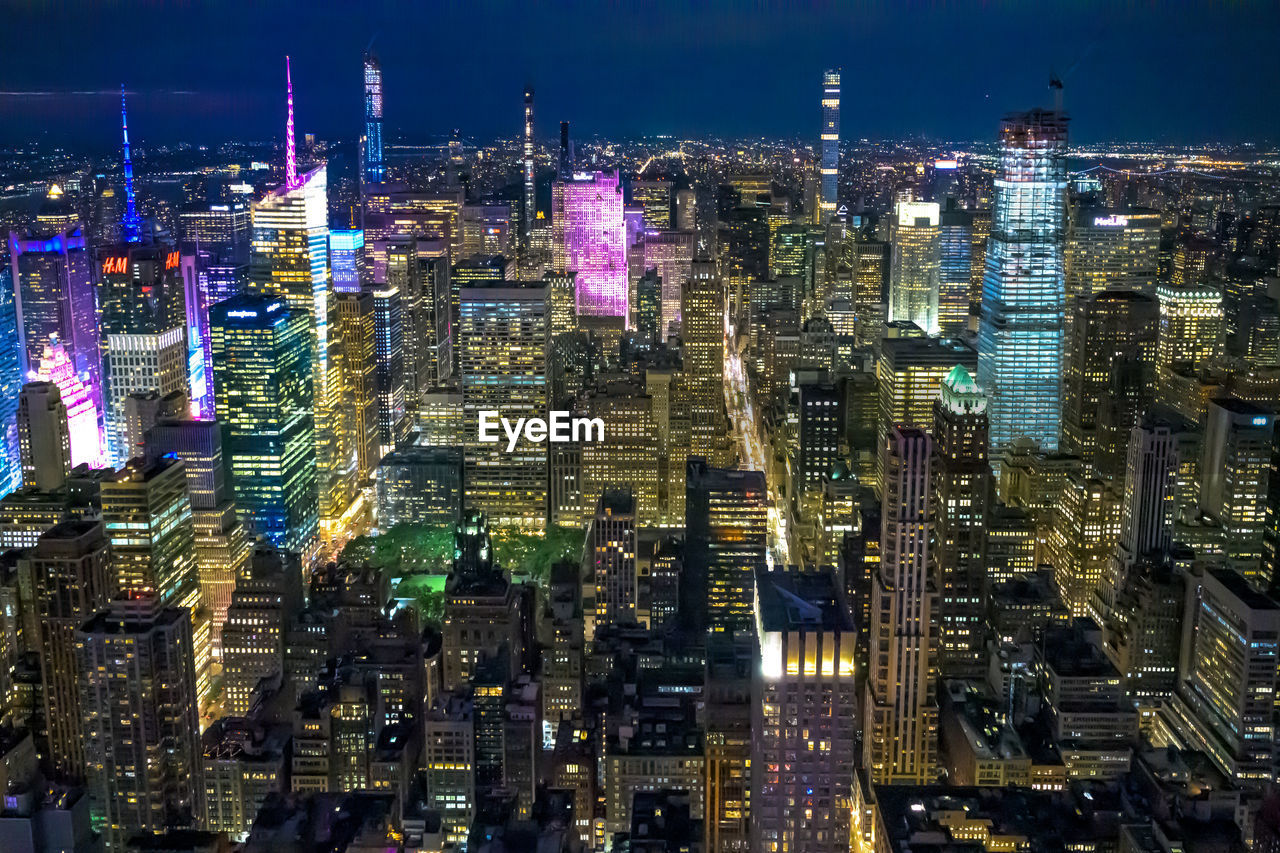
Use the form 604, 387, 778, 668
1092, 214, 1129, 228
165, 251, 180, 270
102, 257, 129, 275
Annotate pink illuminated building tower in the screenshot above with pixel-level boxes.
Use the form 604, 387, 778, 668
553, 170, 627, 319
37, 338, 104, 469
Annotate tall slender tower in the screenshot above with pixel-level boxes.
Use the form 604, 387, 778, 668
284, 56, 298, 189
523, 87, 535, 239
816, 68, 840, 223
977, 106, 1069, 455
362, 51, 385, 184
864, 426, 938, 784
120, 87, 141, 243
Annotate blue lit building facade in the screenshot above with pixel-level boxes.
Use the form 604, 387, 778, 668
0, 268, 22, 493
210, 294, 318, 558
330, 229, 366, 293
977, 108, 1069, 453
363, 52, 385, 184
817, 69, 840, 222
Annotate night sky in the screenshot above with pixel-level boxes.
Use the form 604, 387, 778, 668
3, 1, 1278, 150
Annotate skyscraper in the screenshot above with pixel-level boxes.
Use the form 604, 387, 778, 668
753, 570, 856, 852
932, 366, 989, 678
20, 519, 113, 779
458, 281, 549, 527
888, 201, 941, 334
816, 68, 840, 223
553, 170, 627, 319
682, 260, 725, 461
222, 545, 303, 716
864, 426, 939, 784
119, 87, 142, 243
0, 268, 21, 493
686, 460, 767, 633
588, 489, 638, 636
250, 59, 349, 544
77, 594, 202, 849
1200, 398, 1274, 582
17, 381, 71, 490
977, 107, 1069, 454
362, 51, 385, 185
210, 294, 318, 558
335, 290, 379, 483
523, 86, 535, 239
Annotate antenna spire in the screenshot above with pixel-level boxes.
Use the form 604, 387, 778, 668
120, 86, 141, 243
285, 56, 298, 189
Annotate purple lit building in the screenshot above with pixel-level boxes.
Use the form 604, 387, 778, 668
553, 170, 627, 320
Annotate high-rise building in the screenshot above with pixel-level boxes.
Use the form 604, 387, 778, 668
875, 336, 977, 494
335, 290, 379, 482
1169, 568, 1280, 786
553, 171, 627, 319
932, 366, 988, 678
1200, 399, 1275, 582
0, 267, 22, 493
20, 519, 113, 779
1156, 282, 1224, 387
888, 201, 941, 334
977, 108, 1069, 454
1061, 290, 1158, 464
17, 382, 71, 491
221, 546, 303, 716
938, 206, 974, 335
588, 489, 637, 637
371, 281, 407, 455
329, 229, 365, 293
632, 179, 672, 231
250, 62, 349, 544
1048, 470, 1121, 617
77, 594, 202, 849
144, 417, 250, 660
362, 52, 384, 185
797, 381, 841, 492
864, 426, 939, 785
101, 457, 209, 708
816, 69, 840, 223
686, 460, 767, 633
459, 281, 548, 527
683, 261, 725, 461
753, 570, 856, 852
523, 87, 535, 239
643, 230, 694, 341
210, 294, 318, 558
33, 338, 102, 468
1064, 207, 1160, 312
105, 326, 188, 463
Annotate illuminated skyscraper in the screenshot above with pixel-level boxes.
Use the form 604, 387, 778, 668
643, 230, 694, 340
210, 294, 318, 558
20, 519, 113, 779
977, 108, 1069, 453
682, 260, 725, 461
932, 366, 989, 677
1156, 281, 1224, 381
0, 268, 20, 493
523, 86, 535, 239
335, 291, 379, 483
816, 68, 840, 223
144, 417, 249, 663
250, 60, 349, 544
362, 51, 385, 185
8, 229, 100, 404
222, 545, 302, 716
329, 229, 365, 293
753, 570, 856, 851
101, 457, 209, 707
685, 460, 767, 633
938, 206, 974, 335
105, 326, 188, 463
553, 170, 628, 319
864, 426, 938, 784
1201, 399, 1274, 582
632, 179, 672, 231
119, 87, 142, 243
77, 594, 202, 849
1049, 470, 1120, 617
34, 339, 103, 468
1064, 207, 1160, 313
17, 381, 71, 490
459, 281, 548, 527
1170, 568, 1279, 786
888, 200, 941, 334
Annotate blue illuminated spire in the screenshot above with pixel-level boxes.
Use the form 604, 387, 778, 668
120, 86, 141, 243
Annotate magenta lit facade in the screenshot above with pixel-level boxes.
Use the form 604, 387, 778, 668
553, 171, 627, 319
37, 339, 103, 469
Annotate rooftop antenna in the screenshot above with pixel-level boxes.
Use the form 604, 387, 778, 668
1049, 72, 1064, 114
285, 56, 298, 189
120, 86, 142, 243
